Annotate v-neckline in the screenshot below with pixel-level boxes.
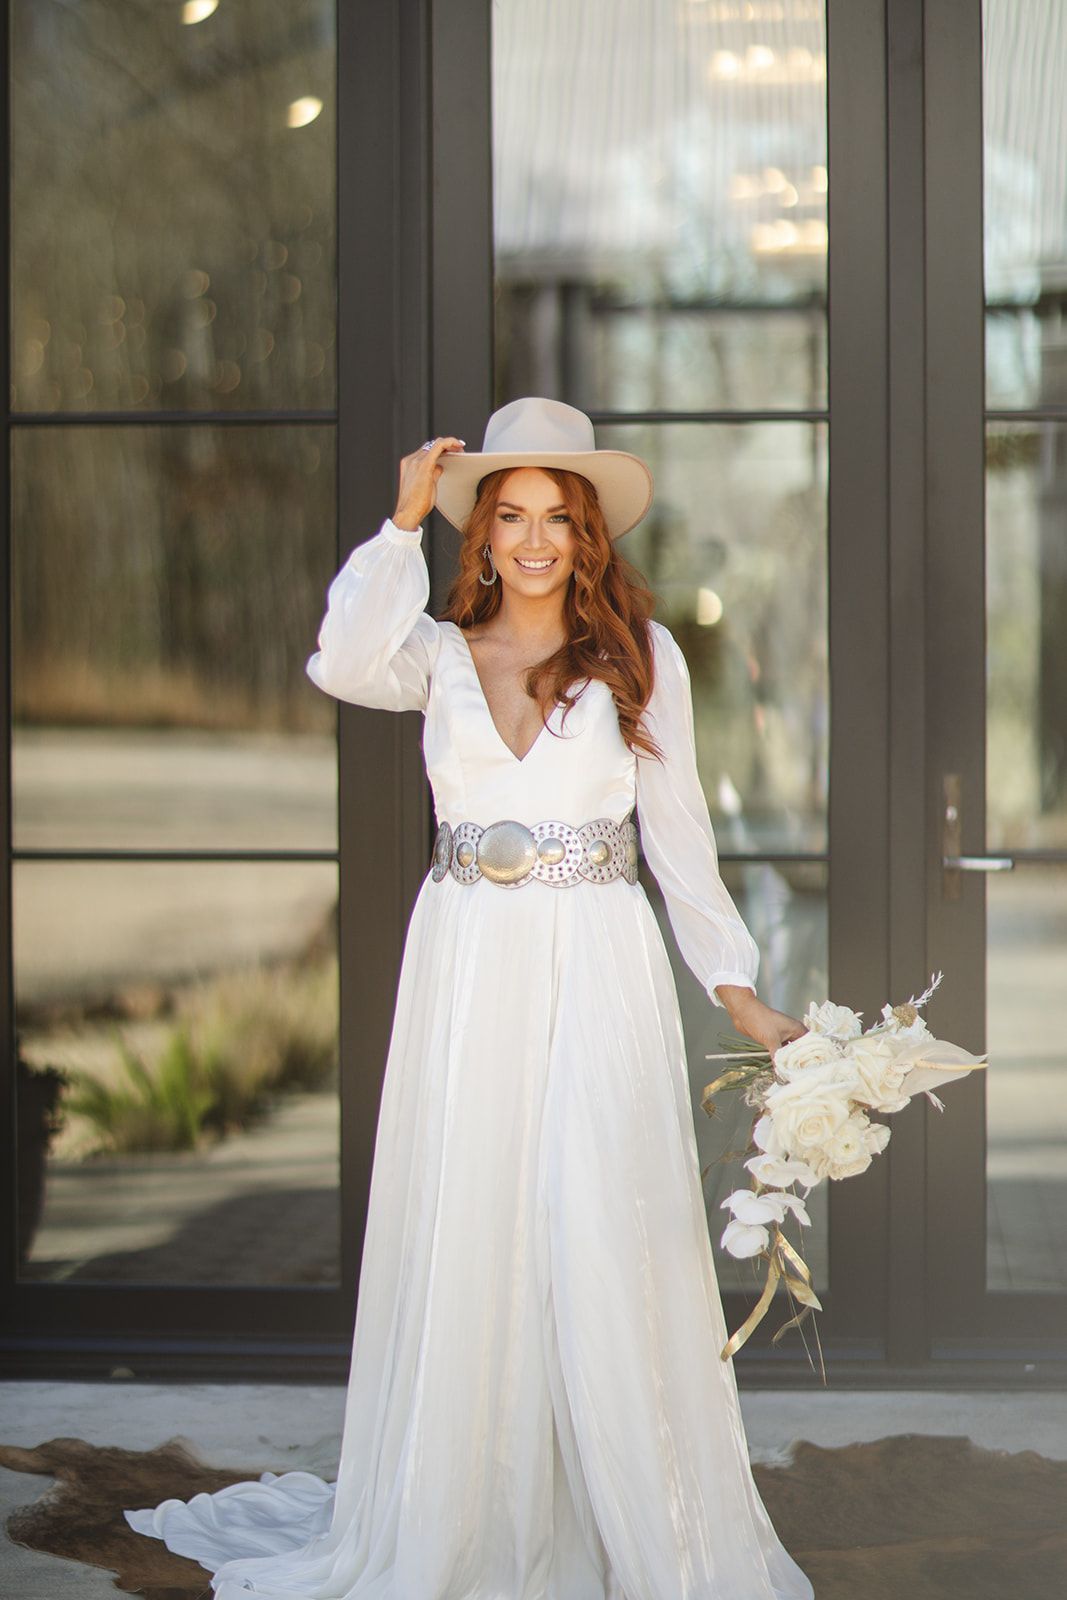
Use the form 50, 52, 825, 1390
447, 622, 557, 766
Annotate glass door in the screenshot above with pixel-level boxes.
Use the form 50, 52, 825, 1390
927, 0, 1067, 1361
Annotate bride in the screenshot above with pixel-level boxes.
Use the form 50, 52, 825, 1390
125, 396, 815, 1600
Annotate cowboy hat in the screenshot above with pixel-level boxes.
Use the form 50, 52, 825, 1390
433, 397, 654, 541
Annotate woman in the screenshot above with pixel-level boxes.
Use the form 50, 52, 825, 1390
125, 396, 815, 1600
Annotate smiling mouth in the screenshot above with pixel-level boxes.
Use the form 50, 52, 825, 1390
514, 557, 558, 572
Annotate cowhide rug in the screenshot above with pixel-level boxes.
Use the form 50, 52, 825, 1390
2, 1431, 1065, 1599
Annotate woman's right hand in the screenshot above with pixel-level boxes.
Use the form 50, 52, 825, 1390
393, 437, 466, 531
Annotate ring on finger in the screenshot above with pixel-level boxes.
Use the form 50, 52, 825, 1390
420, 438, 436, 452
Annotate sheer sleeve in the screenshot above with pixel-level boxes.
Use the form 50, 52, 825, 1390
634, 620, 760, 1009
305, 517, 442, 713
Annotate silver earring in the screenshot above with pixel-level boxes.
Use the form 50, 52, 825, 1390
478, 542, 498, 586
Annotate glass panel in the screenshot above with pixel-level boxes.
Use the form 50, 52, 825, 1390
492, 0, 828, 413
986, 421, 1067, 1292
11, 423, 338, 852
986, 865, 1067, 1292
10, 0, 336, 413
642, 860, 829, 1294
983, 0, 1067, 409
15, 861, 339, 1286
605, 421, 828, 854
986, 425, 1067, 851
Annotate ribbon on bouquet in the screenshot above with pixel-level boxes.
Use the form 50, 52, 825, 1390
719, 1224, 824, 1376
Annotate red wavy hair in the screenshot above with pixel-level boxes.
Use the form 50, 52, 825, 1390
438, 466, 664, 762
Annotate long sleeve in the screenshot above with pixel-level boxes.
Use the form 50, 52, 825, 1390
305, 517, 442, 712
635, 620, 760, 1009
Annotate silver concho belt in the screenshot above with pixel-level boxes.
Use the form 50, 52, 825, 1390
430, 814, 639, 888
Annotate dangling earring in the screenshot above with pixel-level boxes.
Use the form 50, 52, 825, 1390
478, 542, 498, 586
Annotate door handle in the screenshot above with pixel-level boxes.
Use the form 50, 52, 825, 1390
941, 774, 1014, 898
941, 855, 1015, 871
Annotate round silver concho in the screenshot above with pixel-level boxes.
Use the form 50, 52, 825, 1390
430, 819, 453, 882
619, 818, 639, 885
576, 817, 626, 883
476, 819, 540, 886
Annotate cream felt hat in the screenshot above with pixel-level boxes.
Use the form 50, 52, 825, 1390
433, 397, 654, 542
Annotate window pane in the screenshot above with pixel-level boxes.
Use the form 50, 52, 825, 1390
985, 422, 1067, 1293
12, 423, 338, 852
11, 0, 336, 413
986, 424, 1067, 851
643, 860, 829, 1294
604, 421, 828, 854
16, 861, 339, 1286
983, 0, 1067, 409
492, 0, 828, 413
986, 865, 1067, 1292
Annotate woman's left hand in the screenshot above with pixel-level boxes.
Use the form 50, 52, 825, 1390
726, 996, 808, 1059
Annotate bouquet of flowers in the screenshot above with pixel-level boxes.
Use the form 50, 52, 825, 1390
703, 972, 986, 1379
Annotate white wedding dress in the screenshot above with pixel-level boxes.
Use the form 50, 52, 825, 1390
124, 516, 814, 1600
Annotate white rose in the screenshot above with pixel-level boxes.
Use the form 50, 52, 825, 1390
772, 1030, 844, 1082
803, 1000, 864, 1041
762, 1061, 862, 1158
808, 1111, 876, 1180
744, 1151, 821, 1192
847, 1037, 911, 1112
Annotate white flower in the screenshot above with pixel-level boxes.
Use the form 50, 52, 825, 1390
807, 1111, 877, 1180
752, 1112, 788, 1157
721, 1217, 769, 1258
846, 1036, 912, 1113
722, 1187, 782, 1224
803, 1000, 864, 1041
864, 1118, 891, 1155
875, 1002, 933, 1044
719, 1187, 813, 1264
772, 1030, 844, 1081
744, 1151, 821, 1192
762, 1060, 862, 1158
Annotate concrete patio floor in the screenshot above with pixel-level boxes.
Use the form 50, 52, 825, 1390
2, 1380, 1066, 1598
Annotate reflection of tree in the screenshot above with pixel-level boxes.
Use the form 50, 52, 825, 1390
12, 426, 337, 734
988, 427, 1067, 847
10, 2, 339, 736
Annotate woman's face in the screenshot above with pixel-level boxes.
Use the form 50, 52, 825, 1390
486, 468, 577, 601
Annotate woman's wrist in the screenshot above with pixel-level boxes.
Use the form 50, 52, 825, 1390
391, 506, 423, 533
715, 984, 761, 1028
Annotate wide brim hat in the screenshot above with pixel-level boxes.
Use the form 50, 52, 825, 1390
434, 397, 654, 542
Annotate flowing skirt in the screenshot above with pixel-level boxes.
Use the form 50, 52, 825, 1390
124, 870, 814, 1600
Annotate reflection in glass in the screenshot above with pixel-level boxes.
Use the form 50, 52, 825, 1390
985, 421, 1067, 1291
986, 868, 1067, 1292
986, 425, 1067, 851
15, 861, 339, 1286
492, 0, 827, 412
643, 860, 829, 1294
983, 0, 1067, 408
11, 424, 338, 852
10, 0, 336, 413
608, 422, 828, 854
